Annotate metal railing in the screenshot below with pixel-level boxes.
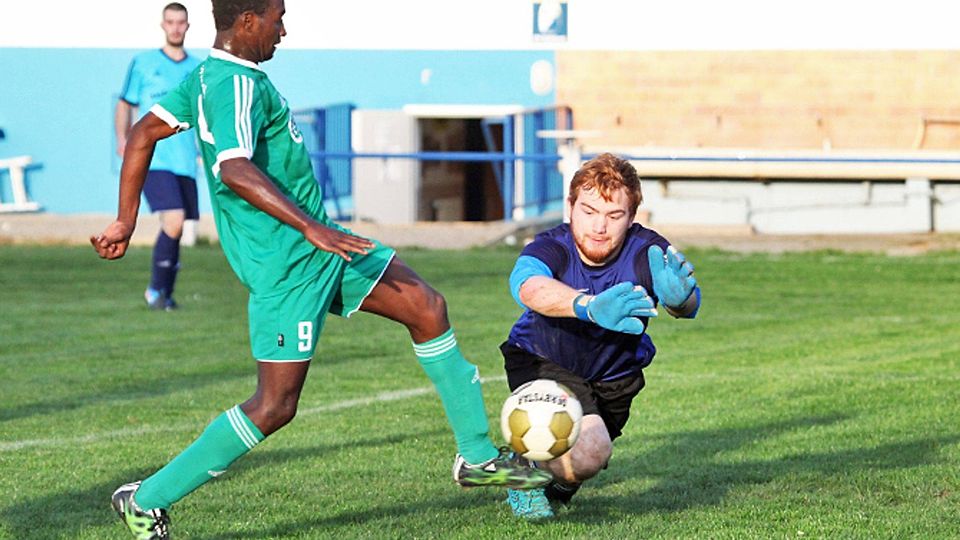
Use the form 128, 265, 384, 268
310, 150, 562, 221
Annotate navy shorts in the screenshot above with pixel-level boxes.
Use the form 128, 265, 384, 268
143, 170, 199, 220
501, 342, 645, 441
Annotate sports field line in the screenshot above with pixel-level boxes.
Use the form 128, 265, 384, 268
0, 375, 507, 453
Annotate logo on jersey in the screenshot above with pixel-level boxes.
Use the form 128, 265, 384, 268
288, 113, 303, 144
277, 333, 285, 347
279, 96, 303, 144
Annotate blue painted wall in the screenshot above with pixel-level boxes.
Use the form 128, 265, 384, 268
0, 48, 554, 213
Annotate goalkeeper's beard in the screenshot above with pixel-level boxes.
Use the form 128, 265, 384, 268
572, 230, 619, 265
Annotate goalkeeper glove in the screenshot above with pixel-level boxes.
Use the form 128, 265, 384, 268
647, 244, 697, 308
573, 281, 658, 335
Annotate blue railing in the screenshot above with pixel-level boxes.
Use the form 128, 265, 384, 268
310, 150, 562, 222
298, 104, 571, 222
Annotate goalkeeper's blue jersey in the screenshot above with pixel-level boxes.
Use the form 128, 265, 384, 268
120, 49, 202, 177
506, 223, 671, 382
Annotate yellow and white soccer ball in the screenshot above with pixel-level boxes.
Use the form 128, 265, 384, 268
500, 378, 583, 461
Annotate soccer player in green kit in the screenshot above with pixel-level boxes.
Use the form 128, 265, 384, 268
91, 1, 549, 537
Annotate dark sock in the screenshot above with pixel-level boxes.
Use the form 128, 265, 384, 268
545, 479, 581, 504
151, 231, 181, 296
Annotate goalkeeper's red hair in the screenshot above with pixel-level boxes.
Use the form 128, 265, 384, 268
567, 153, 643, 216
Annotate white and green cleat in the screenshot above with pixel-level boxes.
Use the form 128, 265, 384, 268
453, 447, 552, 489
111, 481, 170, 540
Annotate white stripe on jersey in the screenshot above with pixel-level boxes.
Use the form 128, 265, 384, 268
212, 74, 256, 176
212, 148, 252, 176
232, 74, 254, 159
244, 76, 253, 153
148, 104, 190, 132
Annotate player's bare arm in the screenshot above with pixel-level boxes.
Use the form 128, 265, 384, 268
91, 113, 178, 260
218, 158, 373, 261
114, 99, 137, 157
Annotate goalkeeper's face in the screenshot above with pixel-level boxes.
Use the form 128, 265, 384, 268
569, 186, 634, 265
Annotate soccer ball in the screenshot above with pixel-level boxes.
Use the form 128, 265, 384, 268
500, 379, 583, 461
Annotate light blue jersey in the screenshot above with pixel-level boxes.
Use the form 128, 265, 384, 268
120, 49, 202, 177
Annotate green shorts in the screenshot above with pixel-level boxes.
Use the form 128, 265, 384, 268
247, 236, 395, 362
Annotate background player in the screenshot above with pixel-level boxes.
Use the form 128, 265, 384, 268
93, 0, 549, 537
115, 2, 201, 310
501, 153, 701, 519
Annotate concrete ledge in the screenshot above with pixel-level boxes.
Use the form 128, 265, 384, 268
2, 213, 959, 255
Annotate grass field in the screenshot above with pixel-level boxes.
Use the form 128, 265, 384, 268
1, 244, 958, 539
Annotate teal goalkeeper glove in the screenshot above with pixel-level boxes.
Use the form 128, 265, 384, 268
574, 281, 658, 335
647, 244, 697, 308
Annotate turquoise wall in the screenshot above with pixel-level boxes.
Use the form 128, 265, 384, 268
0, 48, 554, 213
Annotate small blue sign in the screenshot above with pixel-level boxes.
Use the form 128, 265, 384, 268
533, 1, 568, 42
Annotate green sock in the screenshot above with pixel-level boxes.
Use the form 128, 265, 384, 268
414, 328, 498, 464
134, 405, 265, 510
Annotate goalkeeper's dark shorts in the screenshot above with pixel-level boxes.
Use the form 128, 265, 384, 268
500, 342, 645, 441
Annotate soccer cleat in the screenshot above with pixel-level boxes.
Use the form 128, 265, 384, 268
111, 482, 171, 540
453, 447, 552, 489
507, 487, 555, 520
144, 288, 165, 310
144, 288, 178, 311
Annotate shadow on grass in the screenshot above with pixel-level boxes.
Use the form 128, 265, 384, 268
4, 414, 954, 538
0, 363, 254, 424
564, 414, 959, 523
0, 429, 446, 540
193, 496, 481, 540
189, 415, 960, 538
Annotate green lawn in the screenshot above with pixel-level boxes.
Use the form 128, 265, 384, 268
0, 244, 958, 539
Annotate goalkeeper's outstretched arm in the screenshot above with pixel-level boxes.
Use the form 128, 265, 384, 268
510, 256, 657, 335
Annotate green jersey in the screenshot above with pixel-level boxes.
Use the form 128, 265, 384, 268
151, 48, 330, 295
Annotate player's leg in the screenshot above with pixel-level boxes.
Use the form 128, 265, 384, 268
142, 171, 186, 310
343, 253, 549, 488
114, 360, 307, 538
113, 284, 320, 538
358, 257, 493, 456
501, 344, 641, 516
544, 371, 644, 506
133, 361, 306, 505
157, 175, 198, 308
539, 414, 610, 484
500, 342, 561, 518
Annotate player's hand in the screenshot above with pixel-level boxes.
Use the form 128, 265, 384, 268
303, 223, 374, 261
90, 220, 135, 260
647, 244, 697, 308
584, 281, 658, 335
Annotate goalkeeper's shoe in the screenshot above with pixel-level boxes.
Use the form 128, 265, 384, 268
453, 447, 552, 489
111, 481, 171, 540
507, 487, 555, 520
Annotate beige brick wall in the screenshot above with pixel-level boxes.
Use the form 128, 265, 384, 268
556, 50, 960, 150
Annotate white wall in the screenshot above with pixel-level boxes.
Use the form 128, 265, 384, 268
642, 178, 955, 234
4, 0, 960, 50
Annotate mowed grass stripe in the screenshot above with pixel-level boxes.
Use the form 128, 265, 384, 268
0, 375, 505, 452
